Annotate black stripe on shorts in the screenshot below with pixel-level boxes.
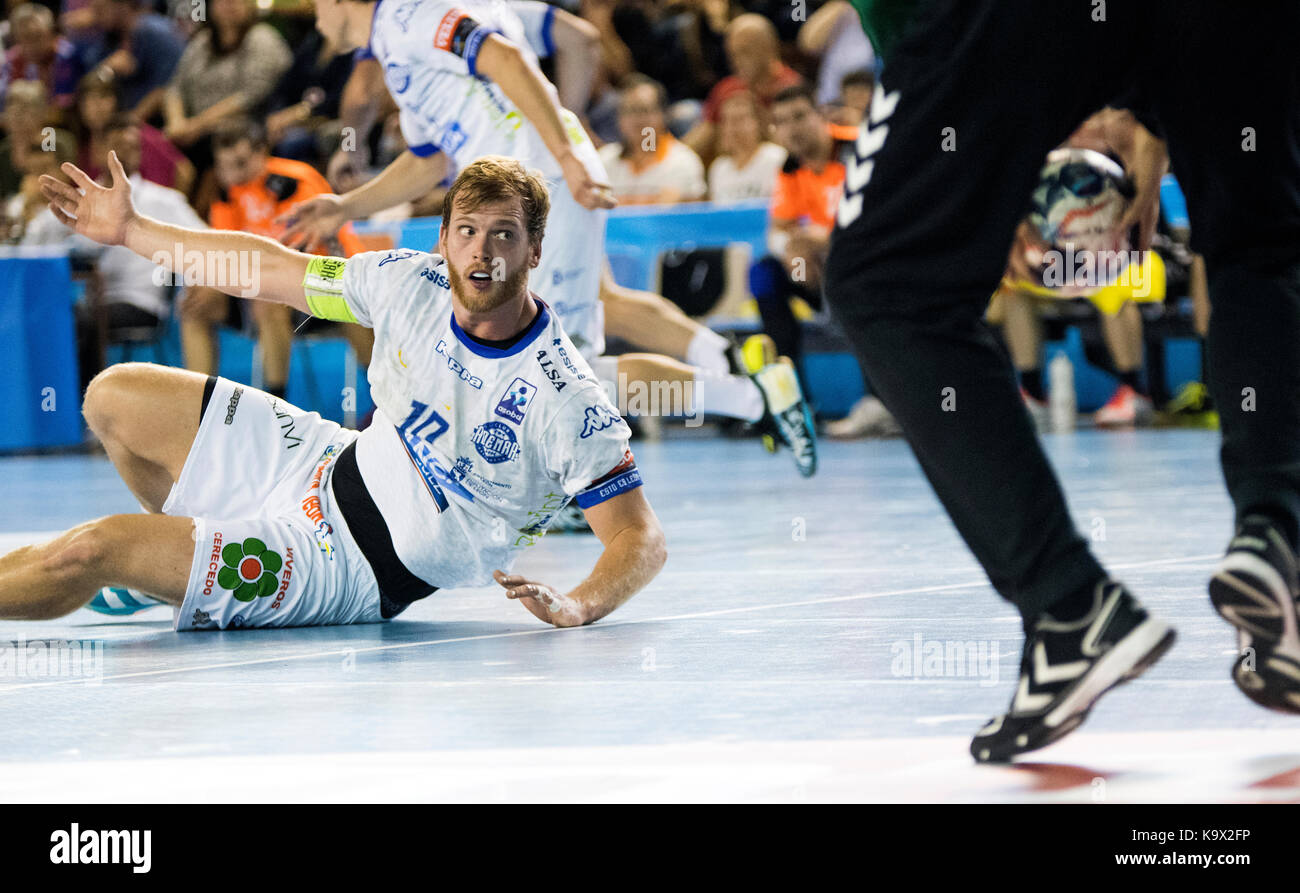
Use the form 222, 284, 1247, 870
330, 440, 438, 619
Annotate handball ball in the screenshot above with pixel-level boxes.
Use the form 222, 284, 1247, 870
1025, 147, 1134, 294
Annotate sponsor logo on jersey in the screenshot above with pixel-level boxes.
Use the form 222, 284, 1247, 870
580, 404, 619, 438
472, 421, 520, 464
385, 61, 412, 94
393, 0, 416, 31
495, 377, 534, 424
420, 266, 451, 288
439, 120, 468, 156
216, 537, 286, 602
552, 338, 587, 381
265, 394, 303, 449
520, 490, 568, 536
551, 267, 584, 287
536, 349, 566, 391
202, 531, 224, 597
449, 454, 512, 502
224, 387, 243, 424
436, 339, 484, 388
301, 444, 340, 559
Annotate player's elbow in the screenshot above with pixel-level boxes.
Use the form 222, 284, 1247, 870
638, 521, 668, 578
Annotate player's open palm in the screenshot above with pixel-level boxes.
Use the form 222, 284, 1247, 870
39, 151, 135, 247
493, 569, 586, 627
276, 194, 347, 250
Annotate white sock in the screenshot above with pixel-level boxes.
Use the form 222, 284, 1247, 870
685, 328, 731, 375
693, 369, 764, 422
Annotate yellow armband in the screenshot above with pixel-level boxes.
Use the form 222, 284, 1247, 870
302, 256, 357, 323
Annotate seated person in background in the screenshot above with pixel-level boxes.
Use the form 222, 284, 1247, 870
597, 75, 707, 205
990, 108, 1165, 429
1, 3, 83, 109
162, 0, 291, 173
21, 113, 216, 391
682, 13, 803, 166
1, 80, 78, 238
72, 71, 193, 194
80, 0, 185, 117
749, 85, 898, 437
827, 69, 874, 127
707, 89, 787, 203
264, 28, 355, 165
181, 118, 372, 400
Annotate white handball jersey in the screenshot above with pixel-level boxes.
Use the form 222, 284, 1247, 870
336, 248, 641, 589
363, 0, 610, 359
367, 0, 598, 182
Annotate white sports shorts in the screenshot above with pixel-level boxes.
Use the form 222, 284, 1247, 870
162, 377, 384, 631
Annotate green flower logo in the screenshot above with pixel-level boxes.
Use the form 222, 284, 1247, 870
217, 537, 283, 602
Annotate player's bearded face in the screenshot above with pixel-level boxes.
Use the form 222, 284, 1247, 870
446, 253, 532, 312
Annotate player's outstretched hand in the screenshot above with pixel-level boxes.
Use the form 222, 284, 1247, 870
276, 193, 348, 251
493, 569, 586, 627
39, 151, 135, 246
560, 153, 617, 211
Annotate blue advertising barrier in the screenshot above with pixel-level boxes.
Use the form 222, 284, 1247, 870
0, 248, 82, 451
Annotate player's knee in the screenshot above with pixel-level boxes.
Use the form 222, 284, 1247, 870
83, 363, 152, 439
42, 518, 117, 586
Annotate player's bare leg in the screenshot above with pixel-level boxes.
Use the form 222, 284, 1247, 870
179, 287, 228, 376
598, 268, 731, 374
252, 300, 294, 396
83, 363, 209, 513
0, 513, 195, 620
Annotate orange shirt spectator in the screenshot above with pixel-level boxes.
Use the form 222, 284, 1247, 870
770, 121, 858, 231
210, 154, 364, 257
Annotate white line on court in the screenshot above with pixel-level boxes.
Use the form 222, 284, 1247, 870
0, 551, 1222, 694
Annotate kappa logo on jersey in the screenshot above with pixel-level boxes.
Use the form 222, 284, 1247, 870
435, 339, 484, 389
494, 377, 534, 424
472, 421, 521, 464
580, 404, 619, 439
838, 86, 900, 228
535, 349, 566, 391
378, 249, 420, 266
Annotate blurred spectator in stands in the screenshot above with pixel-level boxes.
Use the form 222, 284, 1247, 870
72, 71, 193, 193
750, 84, 898, 437
1, 80, 77, 239
797, 1, 875, 112
707, 88, 785, 202
181, 118, 370, 399
598, 74, 707, 204
22, 113, 215, 391
597, 0, 729, 108
79, 0, 184, 117
264, 29, 354, 166
1, 3, 83, 109
683, 13, 802, 165
163, 0, 291, 176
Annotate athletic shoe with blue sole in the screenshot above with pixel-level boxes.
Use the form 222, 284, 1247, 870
88, 586, 162, 616
1210, 515, 1300, 713
971, 580, 1175, 763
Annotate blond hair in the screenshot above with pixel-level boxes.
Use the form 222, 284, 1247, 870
442, 156, 550, 245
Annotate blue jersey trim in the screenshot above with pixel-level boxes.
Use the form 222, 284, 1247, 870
450, 298, 551, 358
574, 467, 643, 509
408, 141, 440, 158
542, 4, 556, 58
465, 27, 502, 78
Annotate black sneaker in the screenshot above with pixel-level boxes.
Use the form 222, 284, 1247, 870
1210, 515, 1300, 712
971, 581, 1175, 763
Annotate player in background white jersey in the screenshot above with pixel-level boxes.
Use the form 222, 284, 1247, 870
283, 0, 818, 488
2, 152, 665, 630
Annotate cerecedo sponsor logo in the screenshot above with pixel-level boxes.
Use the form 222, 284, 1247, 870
202, 532, 224, 597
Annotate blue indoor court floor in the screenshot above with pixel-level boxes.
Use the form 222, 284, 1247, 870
2, 428, 1299, 803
